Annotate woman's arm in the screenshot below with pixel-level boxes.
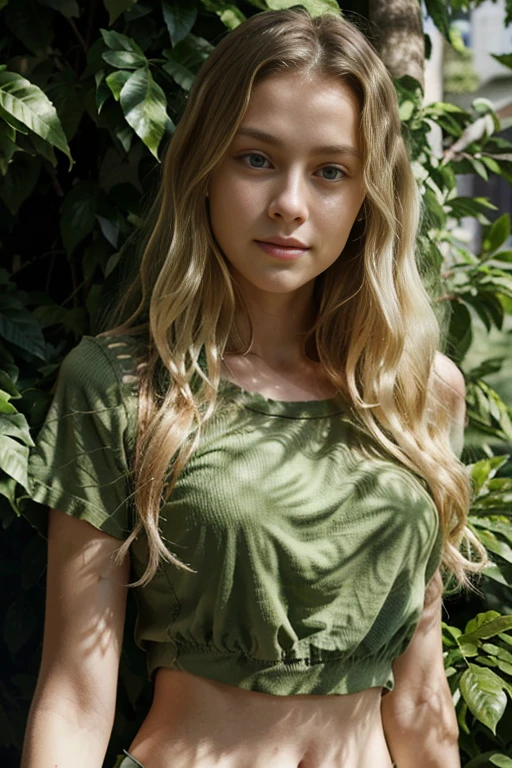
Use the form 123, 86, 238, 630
381, 352, 466, 766
380, 570, 460, 767
21, 509, 130, 768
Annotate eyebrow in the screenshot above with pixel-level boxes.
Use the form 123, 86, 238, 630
236, 127, 361, 159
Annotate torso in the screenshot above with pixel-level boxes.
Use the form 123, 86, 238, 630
128, 355, 393, 768
128, 669, 393, 768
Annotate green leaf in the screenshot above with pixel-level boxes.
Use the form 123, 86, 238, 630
0, 370, 20, 398
476, 529, 512, 563
103, 0, 137, 24
100, 28, 145, 55
0, 71, 72, 167
5, 0, 54, 54
3, 598, 37, 655
0, 152, 41, 215
60, 182, 99, 257
448, 301, 472, 361
162, 35, 213, 92
445, 196, 496, 221
106, 70, 132, 101
0, 413, 34, 447
265, 0, 340, 15
0, 433, 29, 488
0, 120, 17, 176
0, 306, 47, 360
460, 664, 507, 734
482, 214, 511, 255
462, 616, 512, 643
492, 54, 512, 70
471, 157, 489, 181
45, 69, 84, 142
481, 563, 511, 587
497, 660, 512, 676
490, 755, 512, 768
424, 0, 451, 40
119, 67, 171, 159
38, 0, 79, 17
0, 392, 16, 415
162, 0, 197, 46
102, 51, 148, 70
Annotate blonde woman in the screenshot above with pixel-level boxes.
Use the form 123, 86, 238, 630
21, 9, 484, 768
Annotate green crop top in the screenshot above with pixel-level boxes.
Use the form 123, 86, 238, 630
25, 334, 447, 697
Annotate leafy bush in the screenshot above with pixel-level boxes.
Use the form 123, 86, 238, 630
1, 1, 512, 764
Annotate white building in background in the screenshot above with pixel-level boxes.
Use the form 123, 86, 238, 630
424, 0, 512, 252
472, 0, 512, 87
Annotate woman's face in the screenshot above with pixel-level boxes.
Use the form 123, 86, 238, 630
207, 71, 365, 299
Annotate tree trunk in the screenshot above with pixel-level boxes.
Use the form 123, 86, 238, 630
368, 0, 425, 89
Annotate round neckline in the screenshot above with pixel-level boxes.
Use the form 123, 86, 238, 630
218, 377, 348, 419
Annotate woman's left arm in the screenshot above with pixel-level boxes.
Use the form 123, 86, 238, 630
380, 570, 460, 767
381, 351, 466, 767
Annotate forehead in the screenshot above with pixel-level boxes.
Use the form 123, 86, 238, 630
239, 72, 361, 152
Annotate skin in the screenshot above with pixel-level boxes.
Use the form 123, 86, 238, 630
21, 72, 461, 768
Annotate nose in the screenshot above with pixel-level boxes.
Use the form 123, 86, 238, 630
267, 170, 309, 224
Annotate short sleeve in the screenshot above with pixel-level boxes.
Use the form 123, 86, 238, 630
23, 336, 137, 540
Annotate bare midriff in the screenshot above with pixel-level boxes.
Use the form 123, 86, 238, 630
127, 668, 394, 768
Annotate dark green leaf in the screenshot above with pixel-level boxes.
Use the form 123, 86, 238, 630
38, 0, 79, 17
445, 196, 496, 221
103, 0, 138, 24
45, 69, 84, 142
162, 34, 213, 91
0, 152, 41, 215
0, 433, 29, 488
0, 71, 72, 166
0, 306, 46, 360
425, 0, 451, 40
448, 301, 472, 362
60, 182, 99, 256
100, 28, 145, 55
482, 215, 511, 255
492, 54, 512, 70
162, 0, 197, 46
119, 67, 171, 159
0, 120, 17, 176
5, 0, 54, 54
460, 664, 507, 734
3, 598, 37, 655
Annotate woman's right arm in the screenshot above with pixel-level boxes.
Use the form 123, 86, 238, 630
21, 508, 130, 768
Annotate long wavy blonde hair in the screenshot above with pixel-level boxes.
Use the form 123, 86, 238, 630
105, 8, 487, 587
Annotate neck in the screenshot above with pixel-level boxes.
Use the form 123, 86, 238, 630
229, 282, 316, 366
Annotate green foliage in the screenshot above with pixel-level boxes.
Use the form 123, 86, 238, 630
0, 1, 511, 766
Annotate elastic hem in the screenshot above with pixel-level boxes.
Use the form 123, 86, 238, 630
146, 642, 394, 696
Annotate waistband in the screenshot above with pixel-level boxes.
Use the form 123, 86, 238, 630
146, 641, 394, 696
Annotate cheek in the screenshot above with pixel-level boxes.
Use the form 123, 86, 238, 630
210, 178, 262, 237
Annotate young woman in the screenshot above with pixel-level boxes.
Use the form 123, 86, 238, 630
21, 9, 485, 768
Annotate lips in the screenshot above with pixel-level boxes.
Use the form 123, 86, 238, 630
258, 236, 309, 248
255, 238, 309, 261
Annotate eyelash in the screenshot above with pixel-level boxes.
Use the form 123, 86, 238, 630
237, 152, 347, 181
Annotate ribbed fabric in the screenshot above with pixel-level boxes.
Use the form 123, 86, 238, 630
24, 334, 444, 697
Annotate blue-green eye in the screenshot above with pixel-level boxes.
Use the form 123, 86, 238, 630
317, 166, 345, 181
241, 153, 270, 169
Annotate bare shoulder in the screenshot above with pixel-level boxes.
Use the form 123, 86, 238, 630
432, 351, 466, 401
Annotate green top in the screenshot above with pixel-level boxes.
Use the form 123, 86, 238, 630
25, 334, 445, 696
